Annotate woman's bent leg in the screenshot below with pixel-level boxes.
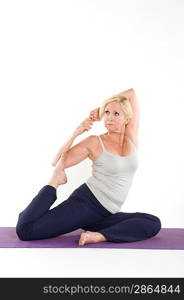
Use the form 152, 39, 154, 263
16, 185, 57, 226
84, 212, 162, 243
16, 184, 106, 241
16, 185, 59, 240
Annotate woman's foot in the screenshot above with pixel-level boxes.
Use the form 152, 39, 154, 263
48, 160, 67, 188
78, 231, 107, 246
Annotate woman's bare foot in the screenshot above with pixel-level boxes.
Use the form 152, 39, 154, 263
48, 160, 67, 188
78, 231, 107, 246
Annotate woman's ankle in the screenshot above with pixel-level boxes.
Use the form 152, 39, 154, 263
47, 180, 60, 189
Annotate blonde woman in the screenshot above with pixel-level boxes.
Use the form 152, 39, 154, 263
16, 88, 161, 246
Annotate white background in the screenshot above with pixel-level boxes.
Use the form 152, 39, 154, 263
0, 0, 184, 278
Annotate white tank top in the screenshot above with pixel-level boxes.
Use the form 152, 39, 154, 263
86, 135, 139, 213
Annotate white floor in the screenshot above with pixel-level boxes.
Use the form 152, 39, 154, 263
0, 249, 184, 278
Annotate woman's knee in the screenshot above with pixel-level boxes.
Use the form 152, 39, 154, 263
147, 215, 161, 237
152, 216, 161, 235
136, 212, 162, 233
16, 222, 33, 241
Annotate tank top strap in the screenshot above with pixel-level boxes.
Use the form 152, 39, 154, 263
98, 135, 105, 151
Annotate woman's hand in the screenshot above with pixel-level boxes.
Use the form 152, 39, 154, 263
72, 117, 94, 137
89, 107, 100, 121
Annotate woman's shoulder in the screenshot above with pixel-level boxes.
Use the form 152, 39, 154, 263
87, 135, 100, 146
86, 135, 103, 160
87, 134, 106, 144
88, 133, 109, 151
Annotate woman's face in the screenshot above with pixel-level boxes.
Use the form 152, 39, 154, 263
102, 101, 127, 133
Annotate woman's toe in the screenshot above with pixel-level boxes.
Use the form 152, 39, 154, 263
78, 233, 86, 246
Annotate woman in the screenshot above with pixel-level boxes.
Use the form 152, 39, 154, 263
16, 88, 161, 246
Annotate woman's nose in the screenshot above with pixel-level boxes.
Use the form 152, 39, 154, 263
107, 115, 114, 121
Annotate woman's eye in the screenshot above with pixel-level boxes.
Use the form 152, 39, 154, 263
105, 111, 119, 115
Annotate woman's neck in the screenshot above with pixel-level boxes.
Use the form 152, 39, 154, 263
105, 129, 125, 147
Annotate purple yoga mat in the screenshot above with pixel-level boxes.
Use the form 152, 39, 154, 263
0, 227, 184, 249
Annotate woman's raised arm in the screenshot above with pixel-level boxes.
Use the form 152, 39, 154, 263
117, 88, 140, 147
51, 133, 78, 167
52, 117, 94, 167
117, 88, 139, 117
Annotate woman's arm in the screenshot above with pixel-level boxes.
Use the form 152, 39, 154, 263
51, 133, 77, 167
61, 135, 94, 169
117, 88, 139, 115
117, 88, 140, 146
52, 117, 94, 167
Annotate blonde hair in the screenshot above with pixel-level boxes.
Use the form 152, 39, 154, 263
99, 93, 133, 122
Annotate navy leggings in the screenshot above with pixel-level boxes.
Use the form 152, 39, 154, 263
16, 183, 161, 243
